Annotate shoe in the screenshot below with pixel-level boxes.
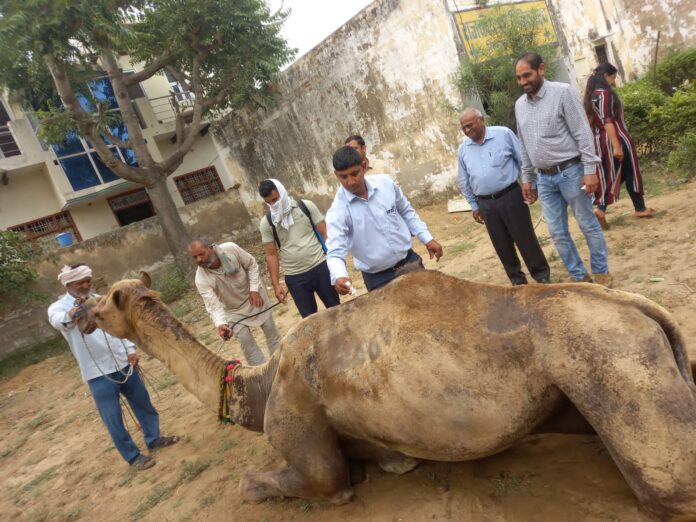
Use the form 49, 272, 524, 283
593, 273, 613, 288
634, 208, 656, 218
130, 454, 155, 471
594, 208, 610, 230
536, 278, 551, 284
574, 274, 593, 283
149, 435, 179, 450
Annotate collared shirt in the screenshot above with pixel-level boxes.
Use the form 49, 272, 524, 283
515, 80, 599, 183
195, 242, 272, 332
457, 126, 522, 211
259, 200, 326, 276
326, 174, 433, 283
48, 292, 135, 382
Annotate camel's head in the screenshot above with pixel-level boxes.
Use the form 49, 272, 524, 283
92, 279, 154, 340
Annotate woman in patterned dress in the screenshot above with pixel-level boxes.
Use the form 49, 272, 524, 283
583, 63, 656, 230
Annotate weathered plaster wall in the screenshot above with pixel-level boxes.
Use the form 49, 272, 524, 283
0, 189, 254, 357
214, 0, 464, 206
548, 0, 696, 86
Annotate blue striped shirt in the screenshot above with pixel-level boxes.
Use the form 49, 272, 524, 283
326, 174, 433, 283
457, 126, 522, 211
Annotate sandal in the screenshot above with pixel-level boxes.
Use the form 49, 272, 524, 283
149, 435, 179, 450
131, 454, 155, 471
634, 208, 656, 218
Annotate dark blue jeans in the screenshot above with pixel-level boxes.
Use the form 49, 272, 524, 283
361, 249, 423, 291
87, 366, 160, 464
285, 260, 340, 318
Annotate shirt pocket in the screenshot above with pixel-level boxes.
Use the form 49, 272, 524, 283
490, 150, 510, 168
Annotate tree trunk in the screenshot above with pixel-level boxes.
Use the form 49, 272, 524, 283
146, 176, 194, 276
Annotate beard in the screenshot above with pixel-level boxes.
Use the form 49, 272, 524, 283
199, 253, 219, 269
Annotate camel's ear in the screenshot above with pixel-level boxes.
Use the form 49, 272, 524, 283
112, 289, 125, 310
139, 271, 152, 288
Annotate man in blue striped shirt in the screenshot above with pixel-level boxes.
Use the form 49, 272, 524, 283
458, 108, 550, 285
326, 146, 443, 293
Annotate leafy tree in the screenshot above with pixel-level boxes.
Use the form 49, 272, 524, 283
0, 0, 295, 272
653, 47, 696, 94
0, 230, 43, 306
454, 5, 558, 129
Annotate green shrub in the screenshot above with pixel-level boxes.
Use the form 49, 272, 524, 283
0, 230, 43, 306
152, 264, 189, 303
658, 84, 696, 142
654, 47, 696, 94
667, 132, 696, 177
616, 80, 667, 155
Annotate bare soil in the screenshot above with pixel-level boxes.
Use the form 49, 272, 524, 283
2, 174, 695, 522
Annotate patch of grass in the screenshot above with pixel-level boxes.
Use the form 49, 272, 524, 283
218, 439, 237, 452
0, 336, 68, 381
179, 458, 211, 483
298, 499, 312, 513
609, 215, 627, 227
118, 470, 135, 488
492, 471, 530, 497
130, 484, 173, 520
171, 301, 192, 318
447, 241, 475, 256
156, 373, 178, 391
152, 264, 189, 304
199, 495, 215, 509
23, 412, 51, 431
23, 466, 58, 492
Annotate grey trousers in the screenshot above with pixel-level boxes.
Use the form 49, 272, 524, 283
235, 314, 282, 366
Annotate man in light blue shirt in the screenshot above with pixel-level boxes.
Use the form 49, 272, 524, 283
48, 263, 178, 471
458, 108, 549, 285
326, 146, 443, 293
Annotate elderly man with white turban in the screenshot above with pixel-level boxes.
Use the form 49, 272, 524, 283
48, 263, 178, 471
258, 178, 340, 318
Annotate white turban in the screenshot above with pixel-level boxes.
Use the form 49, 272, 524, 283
57, 265, 93, 286
265, 178, 295, 231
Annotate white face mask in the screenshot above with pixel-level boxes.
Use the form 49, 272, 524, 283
270, 200, 283, 213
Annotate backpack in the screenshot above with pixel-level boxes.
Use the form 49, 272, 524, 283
265, 199, 327, 253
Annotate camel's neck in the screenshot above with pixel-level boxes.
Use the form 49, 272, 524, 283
132, 300, 224, 412
231, 350, 281, 432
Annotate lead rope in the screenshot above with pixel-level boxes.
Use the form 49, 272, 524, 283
79, 331, 134, 384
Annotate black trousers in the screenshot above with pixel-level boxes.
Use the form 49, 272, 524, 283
285, 260, 340, 318
477, 183, 550, 285
361, 249, 423, 291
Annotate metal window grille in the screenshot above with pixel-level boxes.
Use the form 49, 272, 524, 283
0, 125, 21, 158
174, 166, 224, 205
10, 211, 82, 242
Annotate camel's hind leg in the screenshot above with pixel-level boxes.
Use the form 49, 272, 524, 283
547, 328, 696, 519
240, 381, 352, 504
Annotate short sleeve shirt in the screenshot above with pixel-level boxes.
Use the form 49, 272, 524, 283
259, 200, 326, 276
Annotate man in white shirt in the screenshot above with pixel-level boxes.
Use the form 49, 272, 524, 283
48, 264, 178, 471
326, 146, 443, 293
189, 239, 282, 365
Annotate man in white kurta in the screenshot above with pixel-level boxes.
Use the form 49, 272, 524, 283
189, 239, 282, 365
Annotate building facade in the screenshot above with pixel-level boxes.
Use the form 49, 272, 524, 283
0, 58, 239, 244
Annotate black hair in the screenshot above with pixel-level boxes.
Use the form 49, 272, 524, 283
333, 146, 363, 171
258, 179, 277, 198
68, 262, 86, 269
583, 62, 620, 125
516, 52, 544, 70
344, 134, 365, 147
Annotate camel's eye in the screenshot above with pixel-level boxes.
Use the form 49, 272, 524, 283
94, 311, 102, 320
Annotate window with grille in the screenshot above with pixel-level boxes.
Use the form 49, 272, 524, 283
10, 211, 81, 242
174, 166, 224, 205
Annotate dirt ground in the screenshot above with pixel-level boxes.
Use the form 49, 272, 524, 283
2, 172, 695, 522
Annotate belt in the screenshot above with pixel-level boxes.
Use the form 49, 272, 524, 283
537, 156, 581, 175
476, 182, 518, 200
393, 249, 415, 270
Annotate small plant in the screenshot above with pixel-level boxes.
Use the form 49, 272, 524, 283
0, 230, 44, 307
130, 484, 173, 520
298, 499, 312, 513
668, 132, 696, 178
179, 458, 210, 483
23, 466, 58, 492
492, 471, 529, 497
156, 373, 178, 391
152, 264, 189, 303
198, 495, 215, 509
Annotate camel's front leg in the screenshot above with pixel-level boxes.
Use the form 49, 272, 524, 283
240, 380, 353, 504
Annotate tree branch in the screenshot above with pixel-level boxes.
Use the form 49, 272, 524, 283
100, 126, 131, 150
43, 54, 148, 185
164, 66, 192, 93
123, 52, 172, 86
100, 49, 156, 169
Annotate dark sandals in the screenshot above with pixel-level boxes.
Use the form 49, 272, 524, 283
131, 454, 156, 471
149, 435, 180, 450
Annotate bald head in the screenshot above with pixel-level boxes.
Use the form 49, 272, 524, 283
459, 108, 486, 143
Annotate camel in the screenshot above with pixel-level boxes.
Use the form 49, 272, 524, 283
80, 270, 696, 520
